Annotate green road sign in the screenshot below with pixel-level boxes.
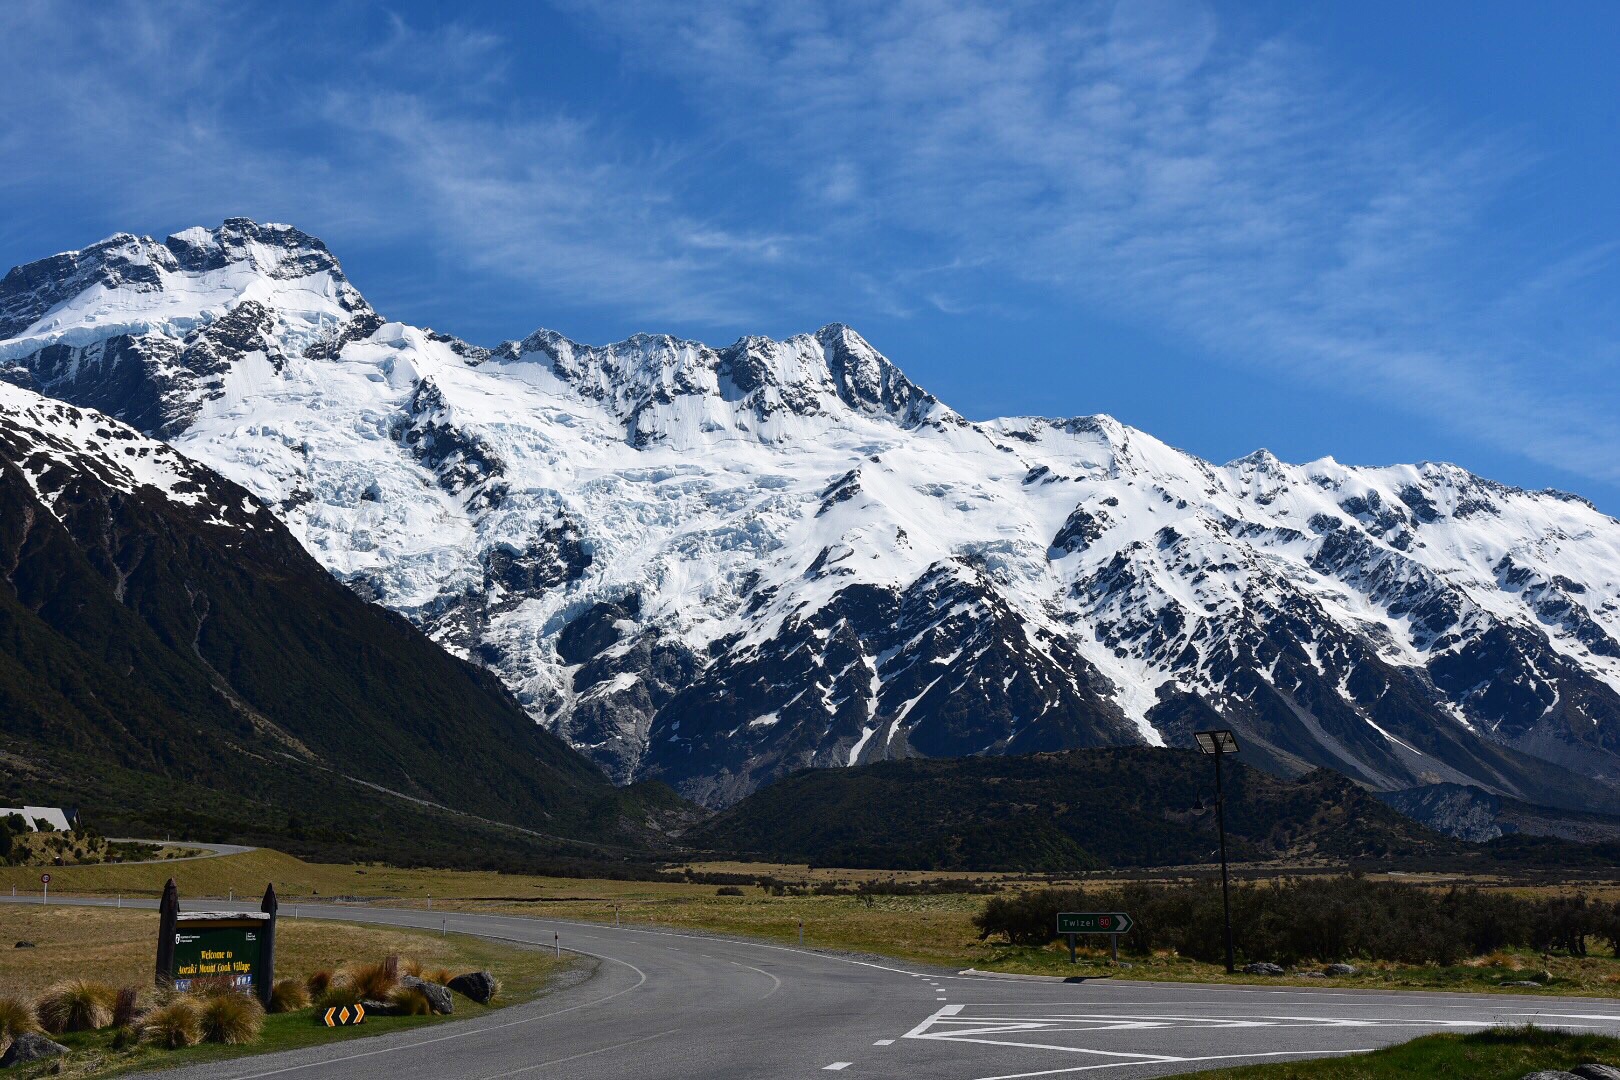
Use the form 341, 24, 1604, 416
1057, 911, 1133, 935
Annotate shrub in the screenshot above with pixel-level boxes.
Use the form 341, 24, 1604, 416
306, 969, 336, 997
423, 968, 454, 987
387, 985, 434, 1016
36, 979, 116, 1033
974, 881, 1620, 967
345, 960, 399, 1001
716, 886, 744, 896
196, 992, 264, 1045
110, 1024, 137, 1050
141, 999, 201, 1050
269, 979, 311, 1014
0, 996, 39, 1050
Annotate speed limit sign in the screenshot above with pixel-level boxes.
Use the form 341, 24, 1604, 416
40, 873, 50, 884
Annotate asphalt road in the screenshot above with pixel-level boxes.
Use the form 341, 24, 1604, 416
105, 839, 258, 863
15, 896, 1620, 1079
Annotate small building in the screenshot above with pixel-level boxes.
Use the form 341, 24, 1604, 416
0, 806, 76, 832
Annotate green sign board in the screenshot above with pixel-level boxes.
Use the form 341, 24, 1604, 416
172, 919, 264, 993
1057, 911, 1133, 935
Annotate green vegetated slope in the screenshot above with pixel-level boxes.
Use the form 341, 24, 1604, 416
0, 393, 684, 867
693, 748, 1465, 870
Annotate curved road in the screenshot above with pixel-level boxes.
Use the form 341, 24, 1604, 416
16, 897, 1620, 1079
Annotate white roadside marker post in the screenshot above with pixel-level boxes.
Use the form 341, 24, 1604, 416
554, 932, 560, 958
798, 920, 804, 947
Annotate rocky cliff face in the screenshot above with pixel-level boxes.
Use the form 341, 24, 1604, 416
6, 220, 1620, 810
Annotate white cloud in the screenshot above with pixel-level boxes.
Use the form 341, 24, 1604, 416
563, 0, 1620, 486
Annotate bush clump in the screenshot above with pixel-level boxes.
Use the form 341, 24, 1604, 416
345, 959, 399, 1001
269, 978, 311, 1014
141, 999, 201, 1050
387, 985, 434, 1016
36, 979, 116, 1034
974, 880, 1620, 967
306, 969, 336, 998
0, 996, 39, 1051
196, 991, 264, 1045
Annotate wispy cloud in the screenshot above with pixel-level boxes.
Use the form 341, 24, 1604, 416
563, 0, 1620, 485
1, 0, 1616, 487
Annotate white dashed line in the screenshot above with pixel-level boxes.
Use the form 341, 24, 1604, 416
873, 1039, 895, 1046
824, 1063, 853, 1071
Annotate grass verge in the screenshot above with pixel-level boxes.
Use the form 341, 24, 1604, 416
1180, 1025, 1620, 1079
0, 907, 576, 1079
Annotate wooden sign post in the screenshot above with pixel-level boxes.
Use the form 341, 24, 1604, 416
155, 877, 277, 1006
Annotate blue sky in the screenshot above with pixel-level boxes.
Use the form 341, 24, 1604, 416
4, 1, 1618, 509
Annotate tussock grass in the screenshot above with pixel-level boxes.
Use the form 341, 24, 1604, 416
423, 967, 454, 987
36, 978, 116, 1033
305, 969, 336, 998
387, 985, 434, 1016
0, 996, 39, 1051
343, 959, 399, 1001
141, 998, 201, 1050
269, 978, 311, 1014
196, 991, 265, 1045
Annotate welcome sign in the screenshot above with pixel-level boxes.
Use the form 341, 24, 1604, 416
155, 878, 280, 1007
171, 916, 266, 991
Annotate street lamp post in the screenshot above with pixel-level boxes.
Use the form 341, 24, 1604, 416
1194, 728, 1239, 974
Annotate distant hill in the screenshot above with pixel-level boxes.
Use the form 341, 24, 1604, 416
690, 748, 1464, 871
0, 383, 683, 867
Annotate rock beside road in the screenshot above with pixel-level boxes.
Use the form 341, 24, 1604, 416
401, 976, 454, 1015
449, 971, 499, 1004
1519, 1072, 1581, 1080
1324, 963, 1358, 976
0, 1032, 69, 1067
13, 941, 35, 949
1242, 962, 1285, 976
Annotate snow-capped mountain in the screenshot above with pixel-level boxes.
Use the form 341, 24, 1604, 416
5, 220, 1620, 810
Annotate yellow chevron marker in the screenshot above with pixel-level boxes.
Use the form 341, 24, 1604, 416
324, 1007, 337, 1027
353, 1002, 366, 1023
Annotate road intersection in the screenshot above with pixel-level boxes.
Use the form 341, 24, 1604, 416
13, 896, 1620, 1078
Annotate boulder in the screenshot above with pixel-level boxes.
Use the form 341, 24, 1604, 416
400, 976, 453, 1015
1324, 963, 1358, 976
1573, 1066, 1620, 1080
359, 998, 394, 1017
13, 941, 35, 949
0, 1031, 69, 1067
1519, 1072, 1580, 1080
1501, 981, 1544, 988
448, 971, 498, 1005
1242, 962, 1285, 976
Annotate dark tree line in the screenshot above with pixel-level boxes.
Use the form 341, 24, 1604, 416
975, 880, 1620, 965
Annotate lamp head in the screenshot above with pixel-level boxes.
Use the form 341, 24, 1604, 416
1194, 729, 1239, 755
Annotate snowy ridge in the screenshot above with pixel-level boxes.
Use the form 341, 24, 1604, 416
4, 220, 1620, 808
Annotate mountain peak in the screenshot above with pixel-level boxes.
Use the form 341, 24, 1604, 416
0, 218, 372, 349
499, 321, 950, 445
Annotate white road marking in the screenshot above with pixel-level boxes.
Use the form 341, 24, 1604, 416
824, 1063, 853, 1071
969, 1048, 1373, 1080
873, 1039, 894, 1046
900, 1002, 1620, 1080
727, 960, 783, 999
